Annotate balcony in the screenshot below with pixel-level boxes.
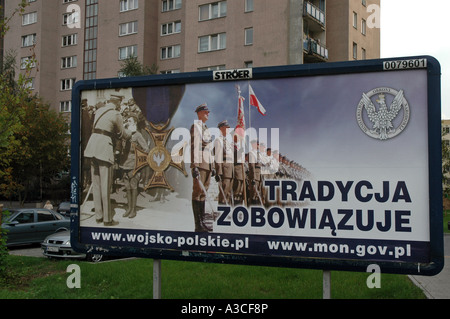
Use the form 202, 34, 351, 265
303, 38, 328, 63
303, 1, 325, 31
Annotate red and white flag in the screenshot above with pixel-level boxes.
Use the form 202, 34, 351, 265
249, 85, 266, 116
235, 86, 246, 138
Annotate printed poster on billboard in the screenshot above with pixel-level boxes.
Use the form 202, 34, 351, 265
71, 57, 443, 275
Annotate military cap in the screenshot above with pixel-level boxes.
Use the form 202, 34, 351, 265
218, 120, 230, 128
195, 103, 210, 113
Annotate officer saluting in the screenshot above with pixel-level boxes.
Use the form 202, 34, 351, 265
190, 103, 214, 232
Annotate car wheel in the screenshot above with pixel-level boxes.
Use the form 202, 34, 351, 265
87, 254, 103, 263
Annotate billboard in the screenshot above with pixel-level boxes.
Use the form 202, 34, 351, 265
70, 56, 443, 275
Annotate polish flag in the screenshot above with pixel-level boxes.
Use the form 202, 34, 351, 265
249, 85, 266, 116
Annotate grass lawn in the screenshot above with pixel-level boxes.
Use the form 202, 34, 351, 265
443, 210, 450, 234
0, 254, 426, 299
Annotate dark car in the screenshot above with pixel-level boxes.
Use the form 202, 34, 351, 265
57, 201, 71, 217
1, 208, 70, 246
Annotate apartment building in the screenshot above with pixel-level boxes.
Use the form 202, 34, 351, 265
1, 0, 380, 115
327, 0, 380, 62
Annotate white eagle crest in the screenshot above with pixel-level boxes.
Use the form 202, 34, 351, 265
153, 151, 165, 167
361, 90, 405, 140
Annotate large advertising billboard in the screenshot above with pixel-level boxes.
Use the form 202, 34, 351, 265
71, 56, 443, 275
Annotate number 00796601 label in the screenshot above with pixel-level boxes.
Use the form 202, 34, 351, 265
383, 58, 427, 71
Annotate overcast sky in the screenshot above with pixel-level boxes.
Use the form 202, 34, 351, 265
381, 0, 450, 118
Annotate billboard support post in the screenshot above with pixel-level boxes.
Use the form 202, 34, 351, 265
153, 259, 162, 299
323, 270, 331, 299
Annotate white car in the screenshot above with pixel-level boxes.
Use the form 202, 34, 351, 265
41, 230, 103, 262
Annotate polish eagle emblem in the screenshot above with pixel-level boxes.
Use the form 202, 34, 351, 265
357, 88, 410, 141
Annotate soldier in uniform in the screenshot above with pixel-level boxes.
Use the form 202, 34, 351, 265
119, 113, 149, 219
84, 96, 131, 226
232, 134, 246, 206
248, 139, 262, 206
190, 103, 215, 232
214, 120, 234, 205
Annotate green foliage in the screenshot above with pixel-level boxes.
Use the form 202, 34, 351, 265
443, 134, 450, 196
0, 209, 10, 279
0, 257, 426, 299
0, 2, 69, 204
119, 56, 158, 77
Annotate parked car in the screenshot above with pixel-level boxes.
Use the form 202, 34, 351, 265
41, 230, 103, 262
1, 208, 70, 246
57, 201, 71, 217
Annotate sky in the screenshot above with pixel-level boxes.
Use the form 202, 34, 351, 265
381, 0, 450, 119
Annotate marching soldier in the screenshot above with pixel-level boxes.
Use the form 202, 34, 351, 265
190, 103, 214, 232
214, 120, 234, 205
233, 134, 246, 205
258, 142, 270, 206
84, 96, 131, 226
248, 139, 262, 206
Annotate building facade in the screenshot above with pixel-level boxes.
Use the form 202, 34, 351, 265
1, 0, 380, 115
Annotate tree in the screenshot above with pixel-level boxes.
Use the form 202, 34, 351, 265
443, 134, 450, 197
0, 92, 70, 204
118, 56, 158, 77
0, 1, 69, 204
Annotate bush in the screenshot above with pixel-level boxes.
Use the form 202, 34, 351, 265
0, 207, 9, 278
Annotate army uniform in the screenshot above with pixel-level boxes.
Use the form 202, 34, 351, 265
84, 98, 131, 226
214, 120, 234, 205
248, 140, 262, 205
190, 103, 214, 232
233, 136, 246, 205
119, 113, 149, 219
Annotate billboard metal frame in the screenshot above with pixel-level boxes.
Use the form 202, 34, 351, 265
70, 56, 443, 276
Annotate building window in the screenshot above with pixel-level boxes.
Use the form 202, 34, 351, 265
119, 45, 137, 60
61, 56, 77, 69
20, 57, 36, 69
60, 101, 72, 113
119, 21, 138, 36
161, 21, 181, 36
245, 28, 253, 45
84, 0, 98, 80
362, 48, 366, 60
162, 0, 182, 12
199, 33, 226, 52
120, 0, 138, 12
199, 1, 227, 21
63, 9, 80, 26
353, 42, 357, 59
245, 0, 253, 12
21, 34, 36, 47
161, 45, 181, 60
22, 12, 37, 25
62, 33, 78, 47
353, 12, 357, 29
198, 65, 226, 71
160, 69, 181, 74
60, 78, 76, 91
361, 19, 367, 36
